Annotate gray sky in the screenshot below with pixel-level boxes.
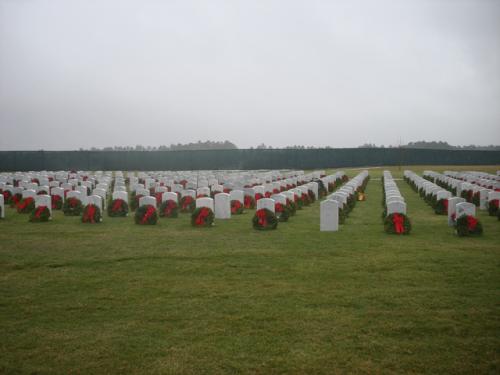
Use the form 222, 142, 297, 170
1, 0, 499, 150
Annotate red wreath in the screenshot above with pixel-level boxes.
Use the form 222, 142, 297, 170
159, 199, 179, 218
231, 200, 243, 214
252, 208, 278, 230
30, 205, 51, 222
191, 207, 214, 227
82, 204, 102, 223
384, 213, 411, 234
180, 195, 195, 213
108, 198, 129, 217
11, 193, 22, 206
135, 204, 158, 225
488, 199, 499, 216
51, 195, 63, 210
275, 202, 290, 222
434, 198, 448, 215
155, 192, 164, 206
3, 190, 12, 203
244, 195, 255, 209
17, 197, 35, 213
456, 214, 483, 236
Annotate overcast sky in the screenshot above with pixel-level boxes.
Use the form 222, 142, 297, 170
1, 0, 499, 150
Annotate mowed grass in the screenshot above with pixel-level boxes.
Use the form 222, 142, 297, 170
0, 165, 499, 374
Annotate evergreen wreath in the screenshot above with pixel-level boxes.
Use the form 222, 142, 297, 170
252, 208, 278, 230
29, 205, 51, 222
108, 198, 129, 217
230, 200, 244, 215
191, 207, 214, 227
63, 197, 83, 216
455, 215, 483, 237
82, 204, 102, 223
384, 213, 411, 234
159, 199, 179, 218
135, 204, 158, 225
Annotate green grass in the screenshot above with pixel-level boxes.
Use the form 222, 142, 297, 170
1, 165, 499, 374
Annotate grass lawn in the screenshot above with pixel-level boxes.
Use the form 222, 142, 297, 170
1, 165, 499, 374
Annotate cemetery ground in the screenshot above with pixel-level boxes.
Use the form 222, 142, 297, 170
1, 165, 499, 374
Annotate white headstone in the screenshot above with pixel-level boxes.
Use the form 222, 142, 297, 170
112, 191, 128, 202
254, 186, 265, 195
196, 197, 214, 211
488, 191, 500, 202
93, 188, 107, 208
51, 187, 65, 200
229, 190, 244, 203
447, 197, 466, 226
182, 189, 196, 199
436, 190, 452, 201
308, 182, 319, 199
67, 190, 83, 201
76, 186, 88, 197
86, 195, 103, 211
456, 202, 476, 219
35, 194, 52, 215
479, 189, 489, 210
136, 188, 150, 197
256, 198, 275, 213
0, 195, 4, 219
162, 192, 179, 203
22, 189, 36, 199
387, 201, 407, 215
320, 200, 339, 232
139, 196, 156, 207
197, 187, 211, 197
214, 193, 231, 219
271, 193, 287, 205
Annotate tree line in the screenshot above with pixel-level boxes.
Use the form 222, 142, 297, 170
78, 140, 500, 151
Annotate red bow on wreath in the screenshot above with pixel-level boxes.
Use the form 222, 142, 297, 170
256, 209, 268, 227
195, 207, 210, 226
84, 205, 96, 223
231, 200, 242, 214
466, 215, 478, 231
392, 213, 404, 234
18, 197, 34, 210
244, 196, 253, 208
165, 200, 176, 215
51, 195, 62, 209
141, 205, 156, 224
443, 199, 448, 211
112, 199, 123, 212
155, 193, 163, 205
34, 205, 46, 218
182, 196, 193, 209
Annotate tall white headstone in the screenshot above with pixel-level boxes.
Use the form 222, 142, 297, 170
139, 196, 157, 207
448, 197, 465, 226
320, 200, 339, 232
0, 195, 4, 219
256, 198, 275, 213
35, 195, 52, 215
214, 193, 231, 219
196, 197, 214, 211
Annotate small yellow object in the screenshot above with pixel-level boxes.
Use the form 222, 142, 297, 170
358, 193, 366, 201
